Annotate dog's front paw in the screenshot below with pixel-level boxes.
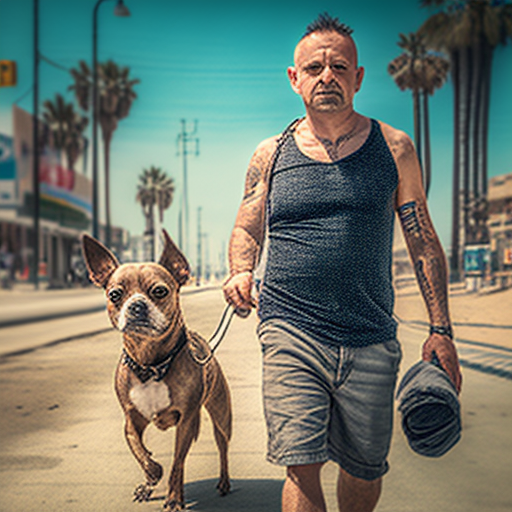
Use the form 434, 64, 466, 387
144, 459, 163, 485
133, 483, 154, 502
216, 476, 230, 496
163, 498, 185, 511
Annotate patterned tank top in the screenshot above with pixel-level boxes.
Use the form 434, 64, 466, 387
258, 119, 398, 347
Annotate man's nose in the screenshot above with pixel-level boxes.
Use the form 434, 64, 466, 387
320, 65, 335, 83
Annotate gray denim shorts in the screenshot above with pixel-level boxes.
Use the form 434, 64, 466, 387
258, 319, 402, 481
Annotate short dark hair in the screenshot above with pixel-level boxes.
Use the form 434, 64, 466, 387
302, 12, 353, 40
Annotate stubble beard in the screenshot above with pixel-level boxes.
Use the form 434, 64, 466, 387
308, 89, 346, 114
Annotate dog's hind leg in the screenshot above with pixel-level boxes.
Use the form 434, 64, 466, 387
164, 409, 201, 512
124, 409, 163, 502
204, 364, 232, 496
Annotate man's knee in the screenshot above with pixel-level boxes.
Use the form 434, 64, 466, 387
338, 466, 382, 489
287, 462, 325, 485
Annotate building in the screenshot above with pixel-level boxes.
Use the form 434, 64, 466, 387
0, 105, 132, 288
488, 172, 512, 274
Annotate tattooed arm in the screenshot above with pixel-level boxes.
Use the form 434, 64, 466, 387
381, 122, 462, 392
222, 137, 277, 315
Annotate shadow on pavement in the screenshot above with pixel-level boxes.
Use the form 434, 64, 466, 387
180, 478, 283, 511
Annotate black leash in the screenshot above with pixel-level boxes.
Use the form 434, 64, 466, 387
189, 304, 240, 366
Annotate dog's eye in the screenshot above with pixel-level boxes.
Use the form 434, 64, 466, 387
108, 288, 123, 303
151, 285, 169, 299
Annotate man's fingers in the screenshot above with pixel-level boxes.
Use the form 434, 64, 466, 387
223, 282, 253, 311
423, 336, 462, 394
437, 353, 461, 393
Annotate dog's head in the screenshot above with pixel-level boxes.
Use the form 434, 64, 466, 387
81, 230, 190, 338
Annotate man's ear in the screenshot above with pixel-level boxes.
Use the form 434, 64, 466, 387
81, 233, 119, 288
287, 66, 300, 94
355, 66, 365, 93
159, 230, 190, 287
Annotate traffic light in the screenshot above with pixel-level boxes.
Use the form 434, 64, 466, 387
0, 60, 17, 87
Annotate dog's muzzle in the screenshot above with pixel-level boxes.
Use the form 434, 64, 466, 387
128, 300, 149, 320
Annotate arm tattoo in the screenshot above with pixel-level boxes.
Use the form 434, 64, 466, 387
398, 200, 451, 327
228, 146, 273, 275
243, 164, 261, 200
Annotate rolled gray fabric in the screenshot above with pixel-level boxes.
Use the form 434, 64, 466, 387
396, 357, 461, 457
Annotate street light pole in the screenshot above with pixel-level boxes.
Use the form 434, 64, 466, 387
91, 0, 130, 242
32, 0, 40, 289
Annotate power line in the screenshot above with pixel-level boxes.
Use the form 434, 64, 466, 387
14, 86, 33, 105
38, 52, 70, 72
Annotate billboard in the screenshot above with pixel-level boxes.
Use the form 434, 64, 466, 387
0, 133, 17, 206
12, 105, 92, 222
464, 244, 490, 276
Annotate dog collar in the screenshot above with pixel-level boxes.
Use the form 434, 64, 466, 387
121, 331, 187, 383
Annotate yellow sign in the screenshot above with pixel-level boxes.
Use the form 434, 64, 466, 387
0, 60, 17, 87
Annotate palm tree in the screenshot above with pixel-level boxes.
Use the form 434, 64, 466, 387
419, 0, 512, 281
136, 166, 175, 261
388, 33, 424, 167
69, 59, 140, 247
388, 32, 449, 196
41, 93, 88, 172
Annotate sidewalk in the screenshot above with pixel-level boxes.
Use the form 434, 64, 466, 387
0, 288, 511, 512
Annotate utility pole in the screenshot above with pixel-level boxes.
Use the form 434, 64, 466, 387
176, 119, 199, 257
196, 207, 202, 286
203, 232, 210, 282
219, 240, 227, 281
32, 0, 40, 289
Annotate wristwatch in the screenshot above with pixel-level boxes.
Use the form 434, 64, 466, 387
430, 325, 453, 340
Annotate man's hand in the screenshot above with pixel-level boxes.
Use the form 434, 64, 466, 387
223, 271, 255, 317
422, 334, 462, 394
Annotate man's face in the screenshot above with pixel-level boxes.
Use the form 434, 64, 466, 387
288, 31, 364, 114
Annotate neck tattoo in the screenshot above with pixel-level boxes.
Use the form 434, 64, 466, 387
316, 118, 361, 161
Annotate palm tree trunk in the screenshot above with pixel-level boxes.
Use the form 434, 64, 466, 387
150, 203, 155, 261
460, 46, 472, 253
103, 131, 112, 249
450, 49, 461, 282
480, 42, 493, 198
471, 39, 484, 202
413, 88, 423, 172
422, 89, 431, 197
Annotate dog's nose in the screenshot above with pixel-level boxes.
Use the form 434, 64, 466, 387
128, 300, 148, 318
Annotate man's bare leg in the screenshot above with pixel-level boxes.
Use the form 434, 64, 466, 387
337, 467, 382, 512
282, 463, 326, 512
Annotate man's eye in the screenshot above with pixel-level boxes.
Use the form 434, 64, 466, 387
108, 289, 123, 303
152, 286, 169, 299
305, 63, 323, 74
331, 64, 347, 72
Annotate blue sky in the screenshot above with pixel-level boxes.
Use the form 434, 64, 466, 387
1, 0, 511, 269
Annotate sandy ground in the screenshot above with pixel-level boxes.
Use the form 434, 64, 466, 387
395, 278, 512, 349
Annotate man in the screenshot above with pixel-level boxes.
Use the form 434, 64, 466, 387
223, 13, 462, 512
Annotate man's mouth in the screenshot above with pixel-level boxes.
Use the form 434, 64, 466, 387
315, 90, 342, 97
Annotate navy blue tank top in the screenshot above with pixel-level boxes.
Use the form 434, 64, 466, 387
258, 119, 398, 347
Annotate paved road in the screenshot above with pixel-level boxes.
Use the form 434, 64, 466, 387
0, 288, 511, 512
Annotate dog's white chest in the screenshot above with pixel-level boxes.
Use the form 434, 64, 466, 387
129, 380, 171, 421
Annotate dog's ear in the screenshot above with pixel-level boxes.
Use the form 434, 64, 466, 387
81, 233, 119, 288
159, 230, 190, 286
